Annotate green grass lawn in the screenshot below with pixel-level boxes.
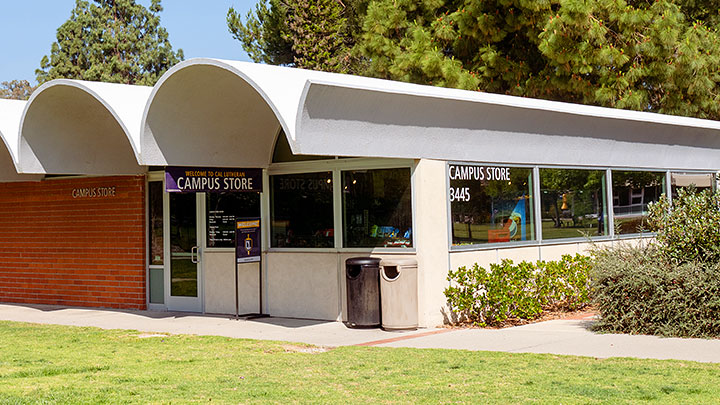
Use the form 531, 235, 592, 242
1, 321, 719, 404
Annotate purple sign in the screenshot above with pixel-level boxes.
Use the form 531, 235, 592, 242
165, 166, 262, 193
236, 218, 261, 263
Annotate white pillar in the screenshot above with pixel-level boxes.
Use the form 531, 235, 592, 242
413, 159, 451, 327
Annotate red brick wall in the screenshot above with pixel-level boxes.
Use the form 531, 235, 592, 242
0, 176, 146, 309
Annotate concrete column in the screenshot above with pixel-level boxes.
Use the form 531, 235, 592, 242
413, 159, 451, 327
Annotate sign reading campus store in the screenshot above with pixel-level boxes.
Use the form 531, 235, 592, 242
72, 186, 116, 199
236, 218, 261, 263
448, 164, 533, 245
165, 166, 262, 193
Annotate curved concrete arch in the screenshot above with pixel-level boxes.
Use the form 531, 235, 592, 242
0, 100, 41, 182
141, 58, 318, 167
18, 79, 151, 174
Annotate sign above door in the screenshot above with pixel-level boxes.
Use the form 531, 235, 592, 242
165, 166, 263, 193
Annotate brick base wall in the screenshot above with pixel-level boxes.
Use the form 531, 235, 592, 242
0, 176, 146, 310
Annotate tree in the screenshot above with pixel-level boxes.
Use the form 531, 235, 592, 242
357, 0, 720, 120
36, 0, 183, 86
227, 0, 368, 73
0, 80, 35, 100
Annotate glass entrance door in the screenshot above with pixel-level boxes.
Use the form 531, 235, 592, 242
166, 192, 202, 312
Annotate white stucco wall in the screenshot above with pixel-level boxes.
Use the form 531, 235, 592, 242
265, 252, 341, 320
413, 159, 452, 327
203, 250, 260, 315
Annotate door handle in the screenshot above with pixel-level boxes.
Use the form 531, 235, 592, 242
191, 246, 199, 264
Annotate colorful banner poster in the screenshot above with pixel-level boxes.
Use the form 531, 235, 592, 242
236, 218, 261, 263
509, 197, 526, 240
165, 167, 262, 193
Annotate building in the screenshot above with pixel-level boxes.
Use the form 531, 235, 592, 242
0, 58, 718, 327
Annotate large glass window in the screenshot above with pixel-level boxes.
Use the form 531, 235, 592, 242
206, 192, 260, 248
270, 172, 334, 248
540, 169, 608, 239
612, 170, 665, 234
450, 165, 534, 245
671, 172, 716, 199
343, 168, 413, 248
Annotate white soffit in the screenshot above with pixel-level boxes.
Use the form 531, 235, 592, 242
0, 99, 41, 181
18, 79, 150, 175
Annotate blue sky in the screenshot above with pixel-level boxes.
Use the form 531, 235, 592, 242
0, 0, 256, 84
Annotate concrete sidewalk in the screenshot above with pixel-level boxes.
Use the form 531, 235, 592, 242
2, 303, 719, 363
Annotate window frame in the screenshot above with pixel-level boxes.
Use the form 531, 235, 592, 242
266, 157, 416, 253
447, 162, 537, 248
446, 162, 715, 252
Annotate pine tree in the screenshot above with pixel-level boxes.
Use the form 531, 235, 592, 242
36, 0, 183, 86
228, 0, 368, 73
0, 80, 35, 100
357, 0, 720, 119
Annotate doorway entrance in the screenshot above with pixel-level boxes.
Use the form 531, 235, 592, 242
149, 167, 264, 313
161, 191, 261, 313
166, 192, 202, 312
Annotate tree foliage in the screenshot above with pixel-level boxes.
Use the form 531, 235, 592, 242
36, 0, 183, 86
227, 0, 368, 73
0, 80, 36, 100
356, 0, 720, 119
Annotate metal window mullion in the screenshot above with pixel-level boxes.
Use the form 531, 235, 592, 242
606, 169, 615, 238
533, 166, 542, 243
261, 170, 271, 250
333, 169, 343, 248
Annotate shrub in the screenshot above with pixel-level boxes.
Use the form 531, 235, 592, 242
590, 243, 720, 338
647, 187, 720, 264
444, 254, 591, 326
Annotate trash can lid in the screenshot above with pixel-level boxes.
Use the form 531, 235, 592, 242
380, 258, 418, 267
346, 257, 381, 266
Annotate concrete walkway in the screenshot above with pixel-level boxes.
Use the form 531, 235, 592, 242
2, 303, 719, 363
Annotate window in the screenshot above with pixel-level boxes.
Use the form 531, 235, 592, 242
612, 170, 665, 234
148, 181, 164, 265
342, 168, 413, 247
148, 181, 164, 304
540, 169, 608, 239
671, 172, 716, 199
206, 192, 260, 248
449, 165, 534, 245
270, 172, 334, 248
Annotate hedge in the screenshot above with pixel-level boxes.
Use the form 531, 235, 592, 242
445, 254, 591, 326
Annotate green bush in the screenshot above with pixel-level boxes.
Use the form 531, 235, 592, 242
444, 254, 591, 326
591, 243, 720, 338
647, 187, 720, 264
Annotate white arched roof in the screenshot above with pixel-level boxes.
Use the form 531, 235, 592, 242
142, 58, 720, 171
0, 99, 41, 182
4, 58, 720, 175
18, 79, 150, 175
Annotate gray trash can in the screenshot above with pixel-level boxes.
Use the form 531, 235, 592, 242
345, 257, 381, 328
379, 259, 418, 330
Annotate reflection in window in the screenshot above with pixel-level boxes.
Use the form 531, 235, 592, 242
671, 172, 716, 199
270, 172, 334, 248
450, 165, 534, 245
148, 181, 164, 265
206, 192, 260, 248
343, 168, 413, 248
612, 171, 665, 234
540, 169, 608, 239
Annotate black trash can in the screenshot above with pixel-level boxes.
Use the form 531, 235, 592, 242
345, 257, 381, 328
